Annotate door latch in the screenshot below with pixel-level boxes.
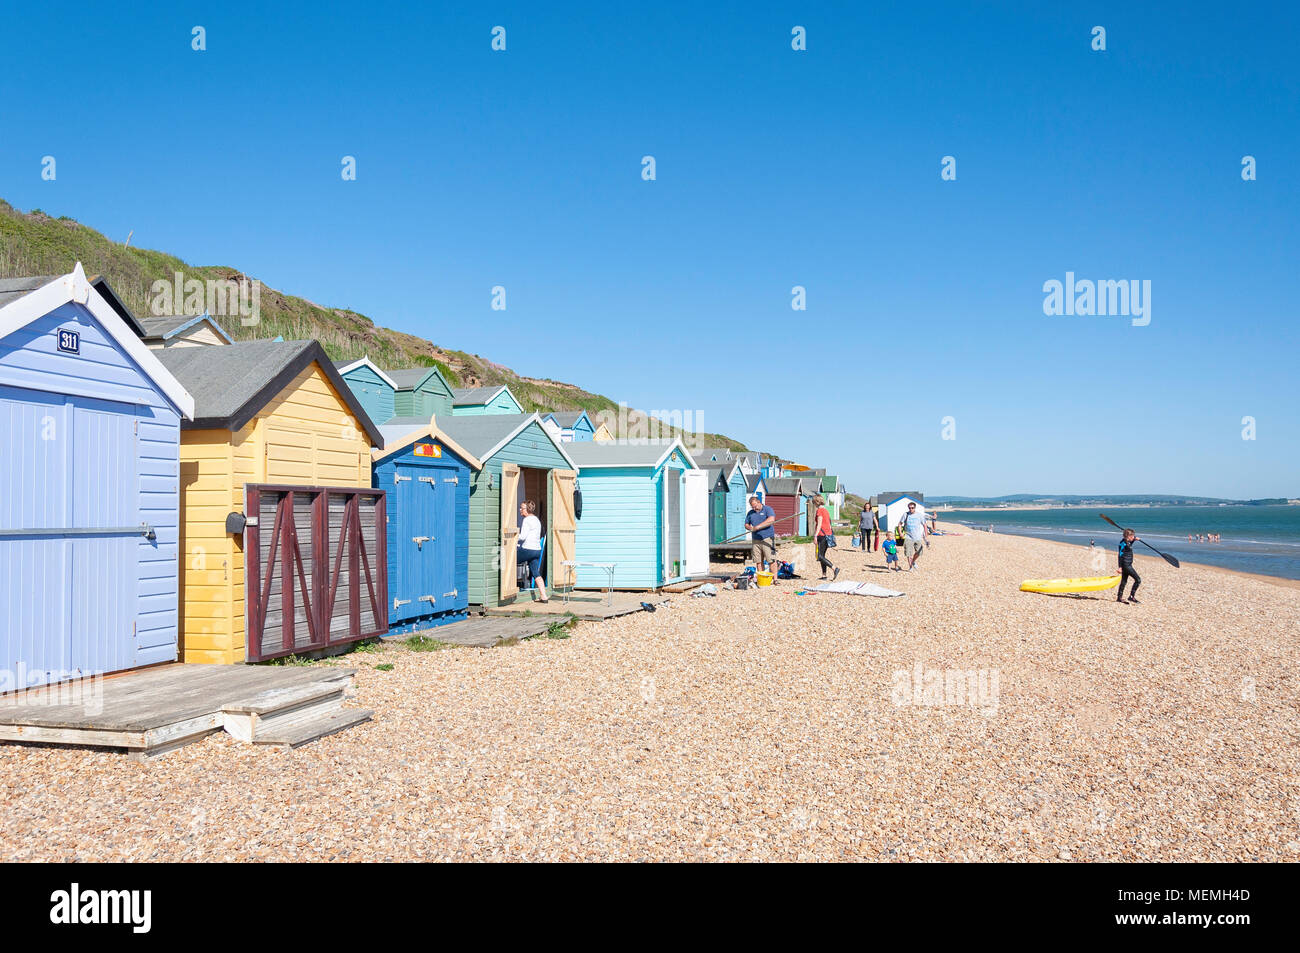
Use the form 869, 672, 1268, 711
412, 535, 431, 549
419, 595, 436, 604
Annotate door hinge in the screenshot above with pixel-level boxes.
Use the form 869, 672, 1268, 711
443, 476, 459, 484
442, 589, 458, 598
394, 473, 412, 484
393, 597, 412, 609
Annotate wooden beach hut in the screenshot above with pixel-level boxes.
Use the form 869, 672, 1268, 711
390, 366, 456, 419
563, 439, 709, 590
743, 472, 767, 504
0, 266, 195, 688
761, 478, 806, 537
432, 413, 578, 607
138, 312, 233, 350
372, 419, 481, 632
881, 492, 926, 532
541, 410, 595, 443
705, 460, 749, 544
451, 385, 523, 416
336, 357, 398, 426
592, 419, 614, 442
155, 340, 387, 664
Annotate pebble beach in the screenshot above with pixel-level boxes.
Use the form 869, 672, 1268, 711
2, 525, 1297, 862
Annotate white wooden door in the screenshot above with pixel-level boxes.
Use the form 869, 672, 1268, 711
683, 468, 709, 576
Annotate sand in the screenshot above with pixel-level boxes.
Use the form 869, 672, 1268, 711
1, 525, 1297, 861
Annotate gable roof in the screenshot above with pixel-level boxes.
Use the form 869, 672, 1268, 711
139, 312, 234, 344
387, 366, 453, 393
544, 409, 592, 429
0, 265, 194, 418
335, 356, 398, 390
372, 416, 483, 469
433, 412, 576, 468
155, 338, 383, 443
820, 475, 840, 493
743, 472, 766, 492
451, 384, 519, 407
879, 491, 924, 504
763, 477, 805, 495
563, 438, 697, 470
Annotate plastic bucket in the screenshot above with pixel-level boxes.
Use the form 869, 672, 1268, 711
755, 571, 774, 587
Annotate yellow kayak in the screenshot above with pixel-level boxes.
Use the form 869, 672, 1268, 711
1020, 576, 1121, 594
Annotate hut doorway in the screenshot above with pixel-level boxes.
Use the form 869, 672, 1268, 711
664, 468, 682, 581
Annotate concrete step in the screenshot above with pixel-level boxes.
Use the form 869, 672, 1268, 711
251, 708, 373, 748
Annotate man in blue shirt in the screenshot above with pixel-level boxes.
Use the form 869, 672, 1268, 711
744, 495, 779, 577
900, 501, 929, 570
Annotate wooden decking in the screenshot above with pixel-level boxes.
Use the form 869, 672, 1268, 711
487, 590, 667, 621
384, 615, 560, 648
0, 664, 369, 758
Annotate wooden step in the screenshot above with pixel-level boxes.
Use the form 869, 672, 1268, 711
221, 675, 353, 743
251, 708, 373, 748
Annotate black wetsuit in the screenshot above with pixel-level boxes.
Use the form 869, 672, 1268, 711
1117, 539, 1140, 600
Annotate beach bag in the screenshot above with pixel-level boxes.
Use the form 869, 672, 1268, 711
852, 534, 861, 549
826, 533, 837, 549
777, 561, 797, 580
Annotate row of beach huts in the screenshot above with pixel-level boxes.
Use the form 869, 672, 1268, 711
0, 267, 902, 690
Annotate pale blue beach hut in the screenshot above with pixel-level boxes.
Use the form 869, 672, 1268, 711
0, 266, 195, 688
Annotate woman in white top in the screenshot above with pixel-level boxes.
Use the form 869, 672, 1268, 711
517, 499, 547, 602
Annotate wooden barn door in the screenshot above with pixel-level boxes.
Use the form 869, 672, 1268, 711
550, 469, 577, 588
245, 485, 388, 662
498, 464, 519, 602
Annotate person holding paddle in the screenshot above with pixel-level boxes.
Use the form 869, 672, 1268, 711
1116, 528, 1141, 604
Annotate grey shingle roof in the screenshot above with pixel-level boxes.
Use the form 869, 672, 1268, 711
563, 440, 687, 468
155, 339, 383, 443
0, 275, 60, 309
451, 385, 503, 405
433, 413, 538, 460
763, 477, 806, 495
743, 473, 764, 492
546, 410, 588, 427
388, 367, 441, 390
138, 313, 233, 343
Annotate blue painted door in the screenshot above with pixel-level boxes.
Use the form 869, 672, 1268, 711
0, 385, 139, 688
392, 471, 422, 624
392, 462, 461, 621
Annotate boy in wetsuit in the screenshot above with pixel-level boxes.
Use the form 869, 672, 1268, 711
1116, 528, 1141, 604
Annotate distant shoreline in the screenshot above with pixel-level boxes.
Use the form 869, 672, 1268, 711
934, 502, 1297, 511
936, 521, 1300, 590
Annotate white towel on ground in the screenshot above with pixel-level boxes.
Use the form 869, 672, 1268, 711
811, 580, 905, 598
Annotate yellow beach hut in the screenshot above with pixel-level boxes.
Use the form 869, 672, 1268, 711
156, 340, 385, 664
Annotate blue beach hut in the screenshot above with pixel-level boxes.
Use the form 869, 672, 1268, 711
563, 439, 709, 590
0, 266, 195, 689
373, 418, 482, 633
336, 357, 398, 425
706, 460, 750, 544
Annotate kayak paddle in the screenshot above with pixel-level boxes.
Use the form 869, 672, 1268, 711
1099, 513, 1181, 568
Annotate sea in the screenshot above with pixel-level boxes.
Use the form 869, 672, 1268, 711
942, 505, 1300, 582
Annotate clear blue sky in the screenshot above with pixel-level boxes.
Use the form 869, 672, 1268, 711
3, 1, 1297, 498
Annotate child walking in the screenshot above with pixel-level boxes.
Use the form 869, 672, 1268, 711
882, 537, 900, 570
1116, 528, 1141, 604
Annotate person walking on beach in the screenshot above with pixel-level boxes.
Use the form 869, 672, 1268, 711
813, 495, 839, 581
745, 495, 780, 580
1116, 527, 1141, 605
859, 504, 879, 554
517, 499, 548, 603
901, 501, 929, 571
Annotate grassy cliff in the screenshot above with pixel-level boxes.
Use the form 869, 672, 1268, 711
1, 199, 748, 449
